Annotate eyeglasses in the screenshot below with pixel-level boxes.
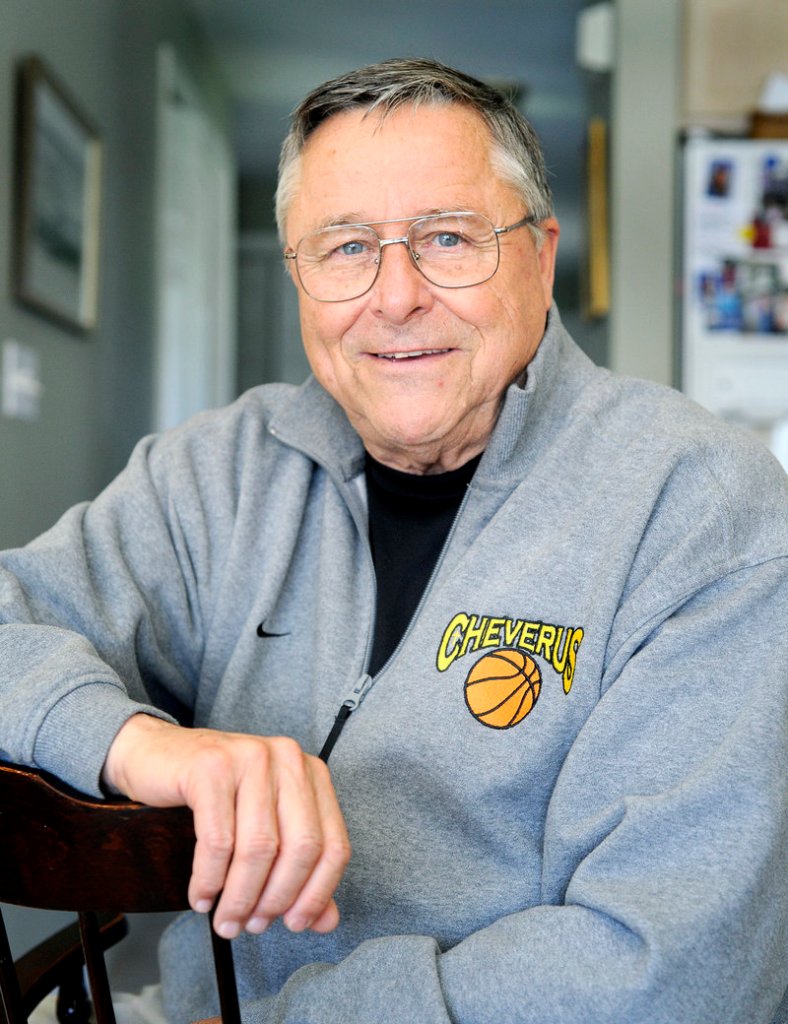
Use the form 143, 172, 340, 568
284, 211, 537, 302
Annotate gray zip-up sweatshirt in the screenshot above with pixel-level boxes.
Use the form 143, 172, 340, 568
1, 311, 786, 1024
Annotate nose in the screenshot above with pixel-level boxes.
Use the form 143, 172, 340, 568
369, 236, 434, 324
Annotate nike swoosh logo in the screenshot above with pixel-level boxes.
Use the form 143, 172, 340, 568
256, 623, 291, 638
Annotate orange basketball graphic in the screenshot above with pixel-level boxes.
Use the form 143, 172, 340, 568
464, 649, 541, 728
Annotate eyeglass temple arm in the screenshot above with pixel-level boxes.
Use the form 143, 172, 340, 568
495, 214, 538, 237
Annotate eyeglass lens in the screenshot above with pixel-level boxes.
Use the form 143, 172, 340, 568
295, 213, 502, 301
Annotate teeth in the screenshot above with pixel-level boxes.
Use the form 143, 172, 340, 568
378, 349, 443, 360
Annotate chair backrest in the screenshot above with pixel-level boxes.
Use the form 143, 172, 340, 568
0, 761, 240, 1024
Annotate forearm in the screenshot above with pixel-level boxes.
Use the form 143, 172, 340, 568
0, 437, 207, 791
232, 856, 785, 1024
0, 617, 175, 794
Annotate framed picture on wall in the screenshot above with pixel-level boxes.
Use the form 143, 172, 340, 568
584, 117, 610, 319
12, 56, 102, 333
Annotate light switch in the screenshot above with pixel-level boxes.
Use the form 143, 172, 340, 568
2, 339, 43, 421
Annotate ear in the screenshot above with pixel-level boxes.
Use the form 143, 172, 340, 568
536, 217, 560, 310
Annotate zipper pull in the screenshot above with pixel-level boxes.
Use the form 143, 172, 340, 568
318, 674, 373, 763
342, 673, 373, 711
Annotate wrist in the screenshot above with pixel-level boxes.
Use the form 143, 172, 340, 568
101, 713, 172, 797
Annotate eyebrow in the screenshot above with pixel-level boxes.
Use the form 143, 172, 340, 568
313, 207, 480, 231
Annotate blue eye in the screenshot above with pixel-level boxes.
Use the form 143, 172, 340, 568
436, 232, 461, 248
339, 240, 367, 256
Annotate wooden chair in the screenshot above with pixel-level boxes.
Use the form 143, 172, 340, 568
0, 762, 240, 1024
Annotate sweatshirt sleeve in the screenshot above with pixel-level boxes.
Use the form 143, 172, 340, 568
0, 424, 224, 796
237, 553, 788, 1024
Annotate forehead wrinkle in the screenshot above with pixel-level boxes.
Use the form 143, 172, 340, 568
314, 213, 367, 231
310, 204, 495, 234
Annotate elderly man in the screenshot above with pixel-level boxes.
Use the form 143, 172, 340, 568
1, 59, 786, 1024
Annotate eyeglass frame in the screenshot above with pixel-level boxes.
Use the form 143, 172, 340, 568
283, 211, 539, 302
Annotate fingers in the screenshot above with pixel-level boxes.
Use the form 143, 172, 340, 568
103, 718, 351, 937
206, 740, 288, 936
209, 740, 351, 938
231, 740, 323, 934
186, 744, 278, 919
280, 758, 352, 933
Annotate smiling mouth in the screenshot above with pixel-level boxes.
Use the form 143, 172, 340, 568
374, 349, 449, 360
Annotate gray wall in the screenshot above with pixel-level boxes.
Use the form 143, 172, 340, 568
1, 0, 229, 986
0, 0, 227, 549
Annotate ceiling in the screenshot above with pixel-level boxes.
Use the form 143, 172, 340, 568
185, 0, 594, 198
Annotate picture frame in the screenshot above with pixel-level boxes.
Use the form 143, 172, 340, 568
12, 56, 102, 333
584, 116, 610, 319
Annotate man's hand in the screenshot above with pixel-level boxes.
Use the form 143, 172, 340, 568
102, 715, 351, 938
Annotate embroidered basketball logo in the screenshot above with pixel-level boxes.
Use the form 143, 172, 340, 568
464, 649, 541, 729
436, 611, 585, 730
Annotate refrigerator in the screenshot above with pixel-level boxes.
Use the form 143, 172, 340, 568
680, 136, 788, 469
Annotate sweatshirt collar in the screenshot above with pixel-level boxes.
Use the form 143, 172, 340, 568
473, 304, 589, 487
268, 375, 366, 481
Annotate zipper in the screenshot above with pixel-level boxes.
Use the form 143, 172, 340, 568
317, 483, 474, 762
317, 477, 377, 764
318, 673, 373, 762
268, 426, 380, 763
268, 423, 474, 763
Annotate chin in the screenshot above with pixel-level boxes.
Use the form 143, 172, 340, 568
373, 412, 448, 449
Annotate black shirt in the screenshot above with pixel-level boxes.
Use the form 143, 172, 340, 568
365, 451, 481, 675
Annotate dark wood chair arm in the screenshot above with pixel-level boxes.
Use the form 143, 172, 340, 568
0, 761, 239, 1024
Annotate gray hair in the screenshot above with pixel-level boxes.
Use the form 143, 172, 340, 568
275, 57, 553, 243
